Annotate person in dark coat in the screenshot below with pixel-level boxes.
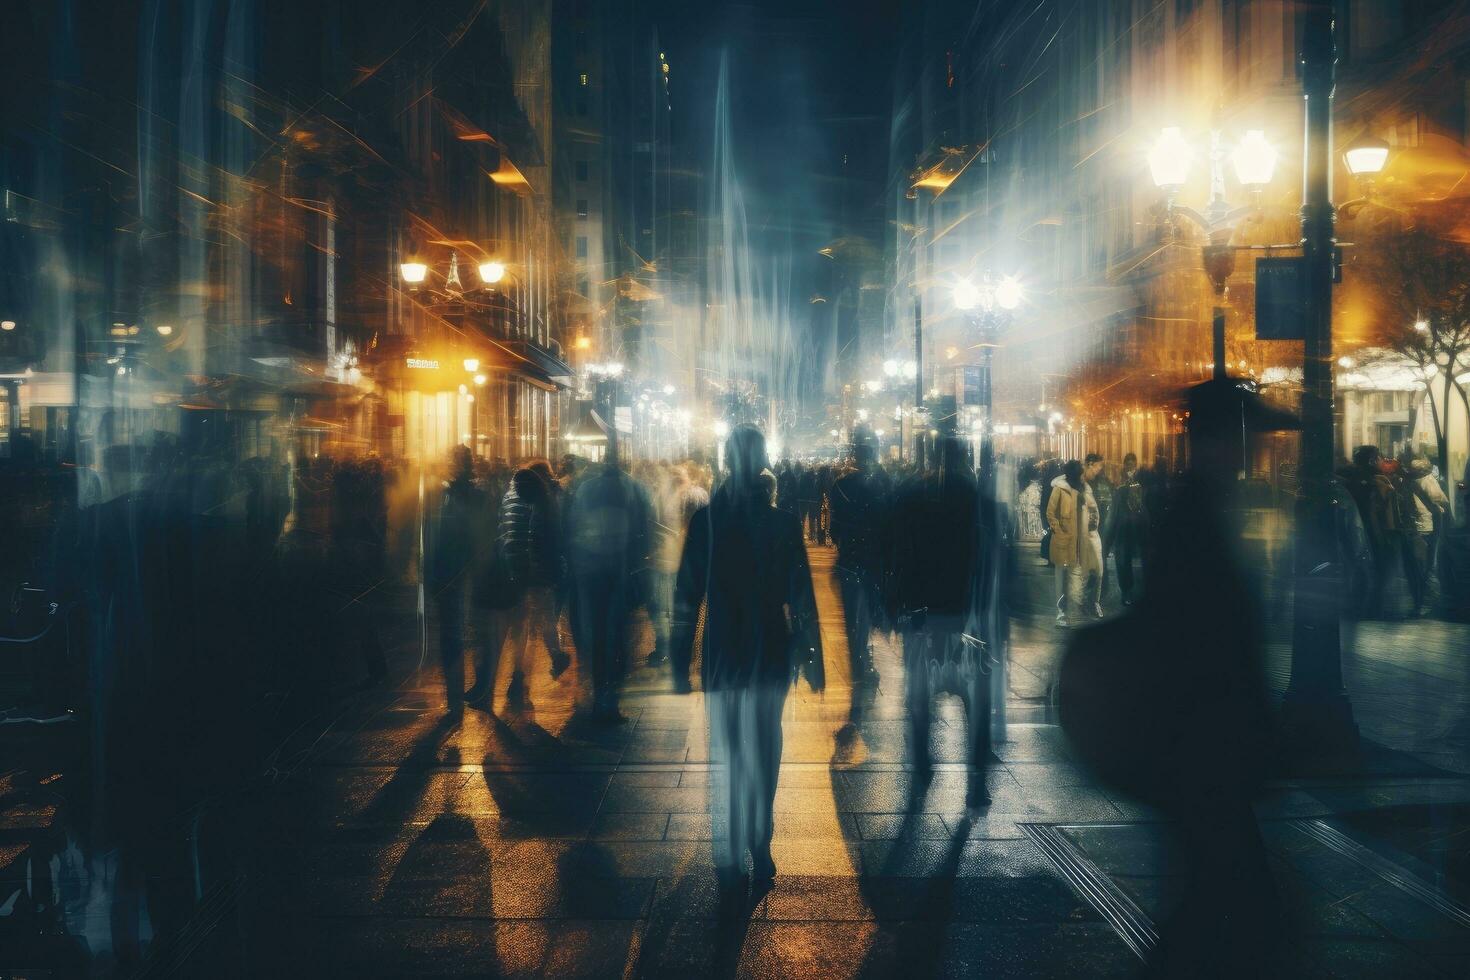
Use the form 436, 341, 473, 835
672, 424, 824, 893
1059, 379, 1287, 976
887, 436, 993, 811
428, 446, 484, 721
497, 461, 567, 705
565, 445, 654, 723
1104, 452, 1149, 606
828, 440, 890, 704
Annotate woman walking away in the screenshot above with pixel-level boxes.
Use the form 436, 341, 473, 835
672, 424, 824, 902
1046, 459, 1101, 628
497, 461, 568, 706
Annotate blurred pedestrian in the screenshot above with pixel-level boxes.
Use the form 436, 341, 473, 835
1105, 452, 1149, 606
829, 440, 890, 700
886, 436, 994, 811
428, 446, 483, 721
673, 424, 823, 893
497, 460, 567, 706
565, 443, 654, 723
1046, 459, 1101, 627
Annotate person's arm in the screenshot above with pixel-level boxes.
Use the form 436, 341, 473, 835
1045, 486, 1063, 533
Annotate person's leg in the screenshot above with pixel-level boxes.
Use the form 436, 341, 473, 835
505, 593, 531, 699
469, 608, 509, 704
751, 684, 787, 878
533, 585, 569, 676
437, 591, 464, 716
1054, 564, 1070, 624
904, 628, 934, 781
1115, 527, 1135, 602
962, 634, 993, 808
838, 568, 867, 683
706, 689, 744, 881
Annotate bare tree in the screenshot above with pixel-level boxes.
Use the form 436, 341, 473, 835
1357, 224, 1470, 481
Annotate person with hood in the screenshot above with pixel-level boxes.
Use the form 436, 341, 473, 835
428, 446, 485, 721
497, 460, 567, 705
565, 442, 654, 723
672, 424, 824, 895
1046, 459, 1102, 627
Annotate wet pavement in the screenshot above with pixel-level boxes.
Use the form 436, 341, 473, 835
6, 544, 1470, 976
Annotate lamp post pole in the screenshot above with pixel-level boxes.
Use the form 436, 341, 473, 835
1284, 3, 1356, 747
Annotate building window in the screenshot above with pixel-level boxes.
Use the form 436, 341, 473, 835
579, 72, 589, 87
576, 236, 588, 258
576, 199, 589, 219
577, 276, 589, 296
575, 160, 588, 181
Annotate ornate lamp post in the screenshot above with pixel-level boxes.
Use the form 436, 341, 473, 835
953, 273, 1022, 469
1147, 124, 1278, 380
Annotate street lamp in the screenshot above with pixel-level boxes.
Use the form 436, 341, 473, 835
478, 260, 506, 285
1148, 125, 1278, 381
399, 259, 428, 285
953, 273, 1024, 478
1342, 134, 1390, 178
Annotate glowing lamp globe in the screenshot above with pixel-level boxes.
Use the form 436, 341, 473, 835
953, 279, 981, 311
995, 276, 1022, 310
478, 260, 506, 284
1231, 130, 1277, 188
1343, 135, 1390, 177
400, 261, 428, 284
1148, 127, 1192, 190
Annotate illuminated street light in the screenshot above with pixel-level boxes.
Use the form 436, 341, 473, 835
1414, 318, 1429, 333
1231, 130, 1278, 188
1, 320, 15, 331
478, 260, 506, 285
473, 373, 487, 386
713, 419, 730, 439
399, 260, 427, 284
463, 357, 479, 372
155, 324, 174, 337
995, 276, 1022, 310
1148, 127, 1193, 190
1343, 134, 1390, 177
883, 359, 899, 377
953, 279, 982, 311
902, 361, 918, 380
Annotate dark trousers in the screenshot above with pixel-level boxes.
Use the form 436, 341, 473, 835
1403, 531, 1430, 612
838, 566, 876, 673
903, 614, 992, 805
437, 589, 465, 711
1112, 523, 1145, 601
572, 575, 632, 715
706, 684, 786, 875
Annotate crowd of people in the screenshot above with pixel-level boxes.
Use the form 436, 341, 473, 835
422, 427, 1011, 892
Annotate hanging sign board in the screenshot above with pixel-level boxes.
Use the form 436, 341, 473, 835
1255, 257, 1306, 341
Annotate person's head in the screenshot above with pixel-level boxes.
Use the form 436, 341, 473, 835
1063, 458, 1085, 491
724, 423, 768, 488
526, 458, 555, 487
1410, 457, 1431, 477
448, 445, 473, 483
1352, 445, 1381, 471
1083, 452, 1103, 481
1123, 452, 1137, 471
853, 441, 876, 470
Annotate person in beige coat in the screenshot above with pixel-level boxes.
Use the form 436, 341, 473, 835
1046, 459, 1102, 627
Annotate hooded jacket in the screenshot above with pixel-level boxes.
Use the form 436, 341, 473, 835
1045, 474, 1101, 571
